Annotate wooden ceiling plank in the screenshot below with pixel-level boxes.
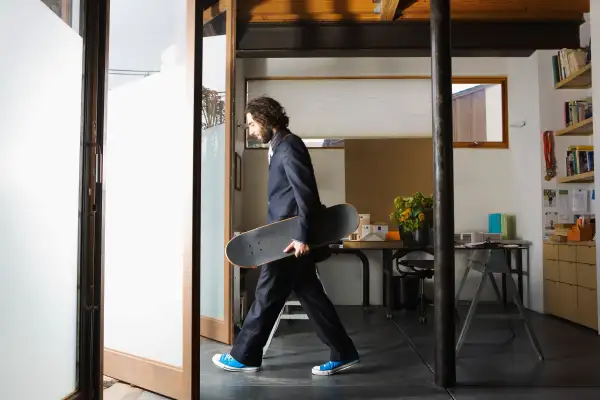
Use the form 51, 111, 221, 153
381, 0, 419, 21
400, 0, 589, 19
239, 0, 376, 16
240, 0, 588, 22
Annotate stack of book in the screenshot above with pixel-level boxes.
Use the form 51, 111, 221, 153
552, 48, 590, 83
564, 97, 593, 126
566, 145, 594, 176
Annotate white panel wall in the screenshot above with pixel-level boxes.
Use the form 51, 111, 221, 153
0, 0, 82, 398
241, 56, 550, 309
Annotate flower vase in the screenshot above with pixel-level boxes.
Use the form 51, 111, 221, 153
399, 226, 415, 246
414, 225, 430, 246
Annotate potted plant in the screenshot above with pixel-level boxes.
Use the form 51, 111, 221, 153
389, 192, 433, 246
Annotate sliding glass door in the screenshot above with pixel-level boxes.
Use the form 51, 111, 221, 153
0, 0, 101, 399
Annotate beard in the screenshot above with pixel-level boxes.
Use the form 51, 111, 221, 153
259, 126, 274, 144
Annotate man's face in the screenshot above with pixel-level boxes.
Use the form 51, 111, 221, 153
246, 113, 272, 144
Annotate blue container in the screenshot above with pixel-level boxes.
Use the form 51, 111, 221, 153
488, 213, 502, 234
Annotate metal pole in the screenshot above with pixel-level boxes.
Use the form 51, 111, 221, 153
430, 0, 456, 388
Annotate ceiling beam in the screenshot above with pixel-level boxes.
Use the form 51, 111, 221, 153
380, 0, 418, 21
237, 19, 582, 58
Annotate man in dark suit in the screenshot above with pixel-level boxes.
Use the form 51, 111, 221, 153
213, 96, 359, 376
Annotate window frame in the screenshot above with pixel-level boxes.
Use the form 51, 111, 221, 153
451, 76, 509, 149
243, 76, 509, 150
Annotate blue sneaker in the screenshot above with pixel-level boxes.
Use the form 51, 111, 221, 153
212, 353, 260, 372
312, 359, 359, 376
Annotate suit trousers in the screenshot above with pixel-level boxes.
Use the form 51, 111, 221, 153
230, 255, 359, 367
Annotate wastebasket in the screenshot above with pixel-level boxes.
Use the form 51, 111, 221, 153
393, 275, 420, 310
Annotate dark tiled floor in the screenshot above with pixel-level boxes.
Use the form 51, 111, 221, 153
201, 307, 451, 400
201, 305, 600, 399
394, 303, 600, 386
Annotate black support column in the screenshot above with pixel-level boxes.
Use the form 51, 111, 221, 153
430, 0, 456, 388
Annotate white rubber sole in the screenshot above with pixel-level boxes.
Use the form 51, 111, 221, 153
212, 354, 260, 372
311, 359, 359, 376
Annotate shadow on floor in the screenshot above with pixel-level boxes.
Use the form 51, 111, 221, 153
393, 303, 600, 399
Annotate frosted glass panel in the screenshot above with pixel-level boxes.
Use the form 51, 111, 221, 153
201, 125, 226, 319
200, 32, 227, 320
103, 0, 191, 368
0, 0, 82, 398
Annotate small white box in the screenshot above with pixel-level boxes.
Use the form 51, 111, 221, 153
359, 214, 371, 226
361, 224, 372, 239
372, 223, 389, 240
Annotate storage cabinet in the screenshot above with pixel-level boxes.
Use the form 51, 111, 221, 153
543, 241, 598, 330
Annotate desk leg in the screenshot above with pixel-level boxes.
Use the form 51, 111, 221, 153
516, 248, 524, 303
502, 250, 512, 307
353, 250, 370, 308
383, 249, 393, 319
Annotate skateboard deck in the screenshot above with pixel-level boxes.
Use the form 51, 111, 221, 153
226, 203, 359, 268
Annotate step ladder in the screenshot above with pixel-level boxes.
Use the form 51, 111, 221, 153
262, 268, 325, 357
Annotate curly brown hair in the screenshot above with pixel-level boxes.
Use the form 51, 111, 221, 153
245, 96, 289, 131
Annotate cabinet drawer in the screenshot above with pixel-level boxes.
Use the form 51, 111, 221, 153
544, 259, 559, 281
558, 245, 577, 262
577, 263, 597, 290
577, 287, 598, 330
558, 261, 577, 285
577, 245, 596, 265
544, 279, 560, 316
543, 243, 559, 260
557, 283, 578, 322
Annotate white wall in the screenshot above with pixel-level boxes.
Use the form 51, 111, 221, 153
0, 0, 82, 398
242, 56, 546, 306
588, 4, 600, 331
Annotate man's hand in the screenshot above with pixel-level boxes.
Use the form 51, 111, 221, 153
284, 240, 310, 258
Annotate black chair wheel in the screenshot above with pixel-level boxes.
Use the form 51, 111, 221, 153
419, 316, 427, 324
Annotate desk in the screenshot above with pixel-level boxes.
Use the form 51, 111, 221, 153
328, 246, 370, 307
341, 240, 531, 318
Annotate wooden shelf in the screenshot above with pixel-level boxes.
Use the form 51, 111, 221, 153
558, 171, 594, 183
555, 63, 592, 89
554, 117, 594, 136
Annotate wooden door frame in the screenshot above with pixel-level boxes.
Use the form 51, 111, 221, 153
101, 1, 208, 399
199, 0, 236, 346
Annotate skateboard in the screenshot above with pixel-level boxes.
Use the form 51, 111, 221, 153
225, 203, 359, 268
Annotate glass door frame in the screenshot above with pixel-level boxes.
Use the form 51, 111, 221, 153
198, 0, 236, 346
74, 0, 206, 398
62, 0, 109, 399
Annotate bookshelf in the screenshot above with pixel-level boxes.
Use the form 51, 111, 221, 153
551, 47, 594, 183
554, 117, 594, 137
555, 63, 592, 89
558, 170, 595, 184
544, 47, 596, 329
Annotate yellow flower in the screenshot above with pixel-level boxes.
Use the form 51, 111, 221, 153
401, 209, 411, 219
418, 213, 425, 222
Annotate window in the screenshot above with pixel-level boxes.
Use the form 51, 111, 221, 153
40, 0, 81, 34
451, 78, 508, 149
244, 76, 508, 149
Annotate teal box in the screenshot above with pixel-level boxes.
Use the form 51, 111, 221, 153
489, 213, 502, 234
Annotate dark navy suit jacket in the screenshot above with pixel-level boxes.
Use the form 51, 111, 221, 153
267, 130, 322, 244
